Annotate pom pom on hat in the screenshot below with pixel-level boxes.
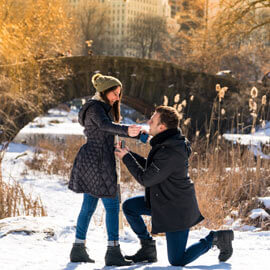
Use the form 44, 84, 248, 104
91, 73, 122, 92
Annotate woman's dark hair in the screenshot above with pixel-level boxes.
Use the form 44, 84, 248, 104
100, 86, 122, 123
155, 105, 180, 129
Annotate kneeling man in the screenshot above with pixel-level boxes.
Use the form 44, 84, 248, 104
115, 106, 234, 266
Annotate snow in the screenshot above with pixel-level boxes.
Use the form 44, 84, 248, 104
13, 105, 148, 144
223, 133, 270, 146
1, 109, 270, 269
223, 121, 270, 159
258, 197, 270, 209
249, 209, 270, 220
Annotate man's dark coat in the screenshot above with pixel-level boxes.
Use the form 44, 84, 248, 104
69, 99, 128, 197
123, 128, 204, 234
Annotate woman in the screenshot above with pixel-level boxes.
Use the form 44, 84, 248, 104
68, 73, 141, 266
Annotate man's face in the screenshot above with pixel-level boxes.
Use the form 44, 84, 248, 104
148, 112, 165, 136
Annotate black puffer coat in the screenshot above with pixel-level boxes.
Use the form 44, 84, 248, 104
68, 99, 128, 197
123, 128, 204, 234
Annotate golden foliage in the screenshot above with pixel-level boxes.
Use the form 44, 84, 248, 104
0, 0, 74, 142
0, 0, 73, 64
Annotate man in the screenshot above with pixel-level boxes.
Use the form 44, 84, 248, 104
115, 106, 234, 266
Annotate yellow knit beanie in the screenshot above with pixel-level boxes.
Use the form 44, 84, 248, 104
91, 73, 122, 92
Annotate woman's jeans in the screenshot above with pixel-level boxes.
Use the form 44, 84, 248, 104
123, 196, 213, 266
76, 193, 119, 241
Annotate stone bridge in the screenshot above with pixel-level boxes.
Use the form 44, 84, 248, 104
62, 55, 240, 132
0, 55, 241, 142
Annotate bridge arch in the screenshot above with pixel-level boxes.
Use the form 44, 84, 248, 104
0, 55, 240, 142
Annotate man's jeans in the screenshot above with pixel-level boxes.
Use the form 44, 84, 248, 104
122, 196, 213, 266
76, 193, 119, 241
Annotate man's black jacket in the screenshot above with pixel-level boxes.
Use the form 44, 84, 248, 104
123, 128, 204, 234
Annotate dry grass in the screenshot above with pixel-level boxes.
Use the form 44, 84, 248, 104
0, 178, 47, 219
22, 134, 270, 230
25, 136, 86, 179
190, 137, 270, 229
0, 146, 46, 219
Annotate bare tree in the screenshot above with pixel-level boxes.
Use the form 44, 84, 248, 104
162, 0, 270, 80
127, 14, 168, 59
73, 0, 110, 55
216, 0, 270, 39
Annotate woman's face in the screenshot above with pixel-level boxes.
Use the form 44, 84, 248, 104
106, 86, 121, 106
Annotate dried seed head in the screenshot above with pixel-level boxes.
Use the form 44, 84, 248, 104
249, 99, 257, 111
250, 112, 257, 118
222, 86, 228, 92
184, 118, 191, 126
206, 133, 210, 138
250, 87, 258, 98
174, 94, 180, 103
262, 95, 267, 105
249, 99, 253, 111
177, 104, 183, 112
196, 130, 200, 137
221, 108, 226, 115
216, 84, 221, 92
252, 101, 257, 111
190, 95, 194, 101
218, 135, 222, 140
218, 89, 225, 102
163, 95, 168, 106
181, 99, 187, 107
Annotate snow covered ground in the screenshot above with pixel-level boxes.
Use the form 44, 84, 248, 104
1, 109, 270, 269
223, 121, 270, 159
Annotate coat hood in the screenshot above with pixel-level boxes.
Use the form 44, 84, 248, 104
78, 93, 111, 126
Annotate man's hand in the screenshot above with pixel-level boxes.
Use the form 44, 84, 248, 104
115, 144, 129, 159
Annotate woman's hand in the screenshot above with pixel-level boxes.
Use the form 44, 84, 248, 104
128, 125, 141, 137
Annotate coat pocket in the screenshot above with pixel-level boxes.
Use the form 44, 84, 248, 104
151, 186, 170, 206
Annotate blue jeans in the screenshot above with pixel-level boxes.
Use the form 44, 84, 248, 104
76, 193, 119, 241
122, 196, 213, 266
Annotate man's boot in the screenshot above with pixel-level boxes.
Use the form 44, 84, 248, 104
125, 238, 157, 263
212, 230, 234, 262
70, 243, 95, 263
105, 245, 132, 266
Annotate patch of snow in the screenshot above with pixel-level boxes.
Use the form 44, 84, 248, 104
249, 208, 270, 220
258, 197, 270, 209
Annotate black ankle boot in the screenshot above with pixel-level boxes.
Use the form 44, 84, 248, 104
212, 230, 234, 262
105, 245, 132, 266
125, 238, 157, 263
70, 243, 95, 263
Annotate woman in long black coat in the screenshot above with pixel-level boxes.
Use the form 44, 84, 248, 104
68, 73, 141, 266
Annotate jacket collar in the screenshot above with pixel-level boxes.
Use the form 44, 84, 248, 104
150, 128, 181, 147
91, 92, 111, 112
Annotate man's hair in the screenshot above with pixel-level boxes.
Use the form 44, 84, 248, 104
155, 106, 180, 129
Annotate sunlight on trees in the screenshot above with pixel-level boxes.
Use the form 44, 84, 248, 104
0, 0, 74, 143
0, 0, 73, 64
